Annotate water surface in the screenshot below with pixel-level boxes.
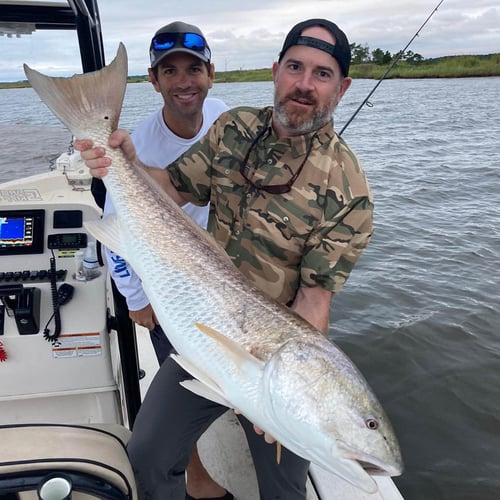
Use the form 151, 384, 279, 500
1, 77, 499, 500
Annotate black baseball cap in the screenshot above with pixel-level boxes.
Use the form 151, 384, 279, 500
278, 19, 351, 77
150, 21, 211, 68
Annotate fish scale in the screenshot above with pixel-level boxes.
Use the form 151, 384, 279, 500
24, 43, 403, 494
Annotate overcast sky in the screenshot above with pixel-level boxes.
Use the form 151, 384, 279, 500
1, 0, 499, 81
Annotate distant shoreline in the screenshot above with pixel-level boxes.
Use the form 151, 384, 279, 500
2, 53, 499, 89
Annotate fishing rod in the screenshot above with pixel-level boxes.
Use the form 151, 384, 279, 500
339, 0, 446, 136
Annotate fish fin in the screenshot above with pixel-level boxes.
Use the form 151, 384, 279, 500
84, 215, 129, 260
194, 322, 265, 370
23, 43, 128, 141
180, 380, 232, 408
170, 353, 232, 407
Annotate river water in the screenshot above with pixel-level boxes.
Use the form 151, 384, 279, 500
1, 77, 499, 500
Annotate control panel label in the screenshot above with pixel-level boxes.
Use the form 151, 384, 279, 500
52, 332, 102, 358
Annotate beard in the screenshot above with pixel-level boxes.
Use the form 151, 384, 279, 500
274, 89, 337, 135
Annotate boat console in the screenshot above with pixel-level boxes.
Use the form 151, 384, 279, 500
0, 172, 122, 427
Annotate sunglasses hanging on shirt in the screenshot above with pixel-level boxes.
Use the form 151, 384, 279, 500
240, 128, 316, 195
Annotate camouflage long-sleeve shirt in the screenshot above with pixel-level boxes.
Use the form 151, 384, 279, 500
167, 106, 373, 305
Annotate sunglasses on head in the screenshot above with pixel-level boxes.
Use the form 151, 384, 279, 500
152, 32, 209, 55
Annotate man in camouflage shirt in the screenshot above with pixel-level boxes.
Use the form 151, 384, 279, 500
79, 17, 373, 500
169, 105, 372, 309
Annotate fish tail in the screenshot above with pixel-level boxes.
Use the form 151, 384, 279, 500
23, 43, 128, 141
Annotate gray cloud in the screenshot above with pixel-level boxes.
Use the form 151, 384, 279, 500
1, 0, 499, 81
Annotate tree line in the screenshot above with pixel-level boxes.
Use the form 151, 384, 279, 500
350, 43, 424, 65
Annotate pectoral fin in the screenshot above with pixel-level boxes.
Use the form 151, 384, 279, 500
191, 324, 283, 463
180, 380, 232, 408
194, 322, 265, 372
84, 215, 128, 260
171, 353, 231, 407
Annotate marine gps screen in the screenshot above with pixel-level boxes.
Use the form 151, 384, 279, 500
0, 209, 45, 255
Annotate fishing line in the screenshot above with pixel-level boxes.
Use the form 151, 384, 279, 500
339, 0, 446, 136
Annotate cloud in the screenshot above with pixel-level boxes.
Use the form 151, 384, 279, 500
1, 0, 499, 81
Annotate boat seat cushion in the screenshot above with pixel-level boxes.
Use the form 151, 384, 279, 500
0, 423, 136, 499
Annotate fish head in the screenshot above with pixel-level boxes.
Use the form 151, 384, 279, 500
261, 338, 404, 493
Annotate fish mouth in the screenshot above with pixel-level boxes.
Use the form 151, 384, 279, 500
357, 460, 395, 476
338, 440, 403, 477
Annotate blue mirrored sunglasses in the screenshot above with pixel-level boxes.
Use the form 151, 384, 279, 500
152, 32, 207, 53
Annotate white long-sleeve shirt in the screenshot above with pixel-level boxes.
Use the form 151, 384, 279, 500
103, 97, 228, 311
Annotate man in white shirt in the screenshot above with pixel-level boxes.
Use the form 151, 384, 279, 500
103, 21, 231, 500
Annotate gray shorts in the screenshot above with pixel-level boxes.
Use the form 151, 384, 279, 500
148, 324, 173, 365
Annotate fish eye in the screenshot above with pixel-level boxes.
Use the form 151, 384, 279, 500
365, 418, 379, 430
